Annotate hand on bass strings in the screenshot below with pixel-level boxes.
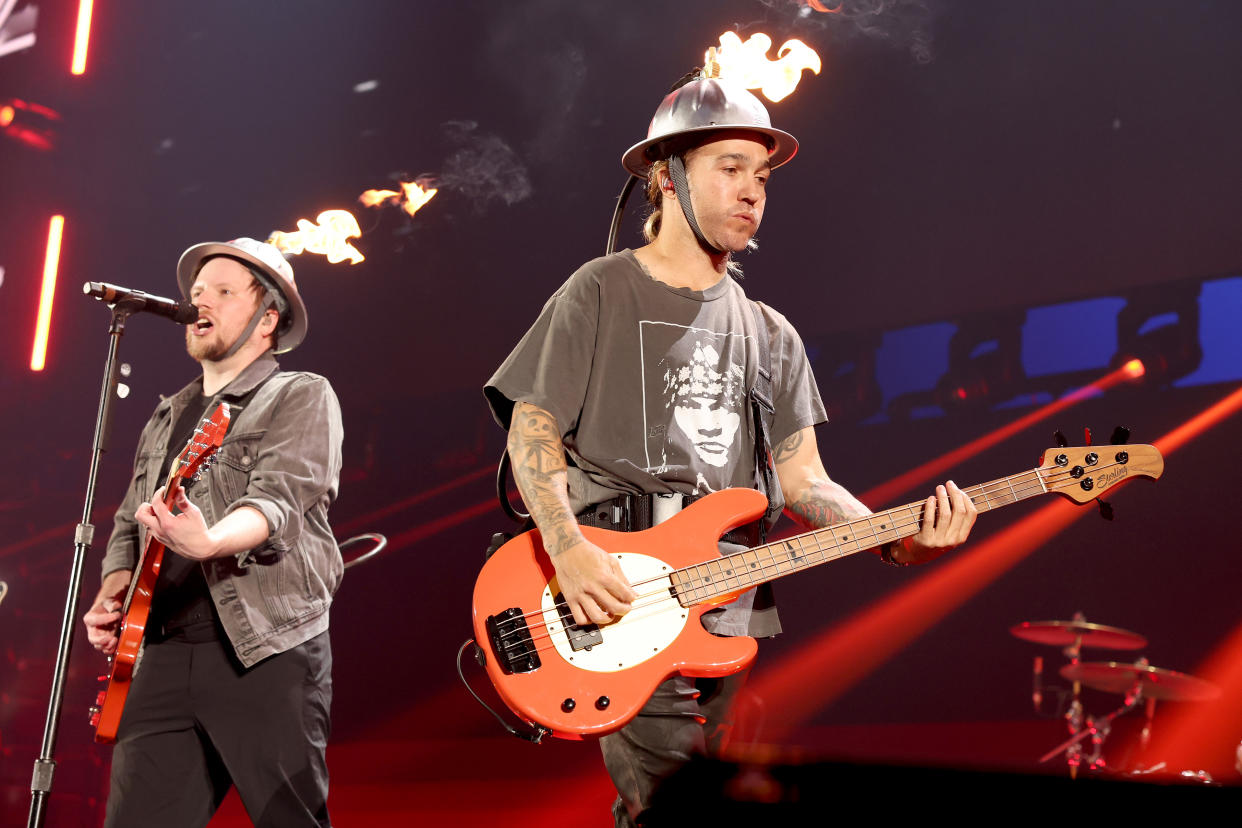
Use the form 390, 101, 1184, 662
899, 480, 979, 564
83, 569, 133, 654
551, 537, 637, 627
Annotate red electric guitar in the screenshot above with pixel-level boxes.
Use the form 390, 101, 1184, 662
91, 402, 230, 743
472, 443, 1163, 740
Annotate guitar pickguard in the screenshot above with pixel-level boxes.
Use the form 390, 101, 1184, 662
541, 553, 688, 674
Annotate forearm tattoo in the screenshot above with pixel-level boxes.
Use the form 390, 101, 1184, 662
508, 403, 582, 555
786, 480, 869, 531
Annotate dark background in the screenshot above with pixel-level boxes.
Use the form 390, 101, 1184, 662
2, 1, 1240, 823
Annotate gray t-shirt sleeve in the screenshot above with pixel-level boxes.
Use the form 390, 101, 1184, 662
760, 302, 828, 448
484, 267, 600, 436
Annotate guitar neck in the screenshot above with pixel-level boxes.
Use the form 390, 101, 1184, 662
671, 467, 1049, 606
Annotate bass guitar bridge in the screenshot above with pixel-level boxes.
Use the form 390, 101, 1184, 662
485, 608, 541, 674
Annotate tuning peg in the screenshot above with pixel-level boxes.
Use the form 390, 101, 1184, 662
1053, 430, 1069, 448
1110, 426, 1131, 445
1097, 498, 1114, 521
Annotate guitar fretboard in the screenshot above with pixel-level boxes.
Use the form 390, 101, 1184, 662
669, 469, 1047, 607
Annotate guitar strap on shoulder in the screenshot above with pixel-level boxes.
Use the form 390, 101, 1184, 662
748, 302, 777, 542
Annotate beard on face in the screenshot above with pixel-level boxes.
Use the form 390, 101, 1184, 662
185, 327, 229, 362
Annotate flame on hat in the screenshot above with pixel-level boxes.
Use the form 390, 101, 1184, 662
704, 32, 822, 103
268, 210, 364, 265
358, 180, 438, 217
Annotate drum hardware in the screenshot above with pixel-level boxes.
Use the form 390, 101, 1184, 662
1010, 613, 1148, 777
1012, 615, 1220, 778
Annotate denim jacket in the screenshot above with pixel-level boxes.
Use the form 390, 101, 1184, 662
101, 353, 344, 668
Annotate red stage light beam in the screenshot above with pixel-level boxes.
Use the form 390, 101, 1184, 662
1146, 611, 1242, 778
751, 379, 1241, 741
30, 215, 65, 372
861, 359, 1145, 507
332, 463, 494, 535
70, 0, 94, 75
1140, 383, 1242, 775
751, 498, 1085, 740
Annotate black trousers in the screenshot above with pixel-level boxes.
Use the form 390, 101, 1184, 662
105, 628, 332, 828
599, 670, 749, 828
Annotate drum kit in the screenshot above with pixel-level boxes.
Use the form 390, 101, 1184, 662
1010, 613, 1220, 778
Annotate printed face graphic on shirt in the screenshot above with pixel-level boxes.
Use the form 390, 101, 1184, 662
639, 321, 750, 485
663, 341, 745, 467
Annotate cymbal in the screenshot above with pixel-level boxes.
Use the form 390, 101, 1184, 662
1059, 662, 1222, 702
1010, 620, 1147, 650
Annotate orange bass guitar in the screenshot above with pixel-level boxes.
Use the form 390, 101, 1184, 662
472, 443, 1163, 740
91, 402, 230, 743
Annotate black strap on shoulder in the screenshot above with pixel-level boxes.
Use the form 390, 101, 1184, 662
748, 302, 777, 540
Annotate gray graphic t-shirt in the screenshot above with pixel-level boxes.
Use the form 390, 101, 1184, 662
485, 250, 827, 635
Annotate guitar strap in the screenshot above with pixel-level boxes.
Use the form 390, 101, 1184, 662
748, 301, 777, 543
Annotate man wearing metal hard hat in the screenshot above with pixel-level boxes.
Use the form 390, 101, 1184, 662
83, 238, 342, 827
486, 72, 978, 827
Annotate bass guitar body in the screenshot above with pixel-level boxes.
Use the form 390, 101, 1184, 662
472, 488, 768, 739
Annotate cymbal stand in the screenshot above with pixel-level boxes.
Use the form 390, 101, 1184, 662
1063, 632, 1085, 778
1040, 673, 1144, 770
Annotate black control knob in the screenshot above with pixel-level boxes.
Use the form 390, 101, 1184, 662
595, 696, 610, 710
1070, 466, 1084, 479
1055, 454, 1069, 467
1115, 451, 1129, 464
1080, 478, 1095, 491
561, 698, 576, 713
1085, 452, 1099, 466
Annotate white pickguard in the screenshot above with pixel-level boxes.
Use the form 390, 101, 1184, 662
541, 552, 688, 673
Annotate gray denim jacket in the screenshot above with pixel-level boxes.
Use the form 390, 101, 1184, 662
101, 353, 344, 668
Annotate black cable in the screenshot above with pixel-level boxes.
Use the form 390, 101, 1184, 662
495, 447, 529, 525
605, 174, 640, 255
455, 638, 548, 744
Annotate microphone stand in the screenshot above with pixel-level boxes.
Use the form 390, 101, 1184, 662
28, 299, 142, 828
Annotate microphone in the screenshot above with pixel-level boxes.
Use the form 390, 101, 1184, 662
84, 282, 199, 325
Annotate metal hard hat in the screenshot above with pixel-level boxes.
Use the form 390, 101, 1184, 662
176, 237, 308, 354
621, 77, 799, 177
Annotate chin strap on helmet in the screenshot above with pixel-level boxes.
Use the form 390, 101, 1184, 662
222, 286, 281, 359
667, 153, 724, 256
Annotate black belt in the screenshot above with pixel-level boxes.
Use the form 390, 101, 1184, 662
148, 617, 221, 644
576, 492, 762, 548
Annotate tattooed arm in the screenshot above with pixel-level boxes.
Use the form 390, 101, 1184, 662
772, 426, 977, 565
508, 401, 636, 625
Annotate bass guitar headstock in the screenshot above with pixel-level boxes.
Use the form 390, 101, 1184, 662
1037, 443, 1163, 504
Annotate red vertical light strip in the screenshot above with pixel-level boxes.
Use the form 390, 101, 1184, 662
30, 215, 65, 372
71, 0, 95, 75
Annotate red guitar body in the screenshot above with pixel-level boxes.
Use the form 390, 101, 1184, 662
91, 402, 230, 744
91, 524, 170, 742
472, 488, 768, 739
